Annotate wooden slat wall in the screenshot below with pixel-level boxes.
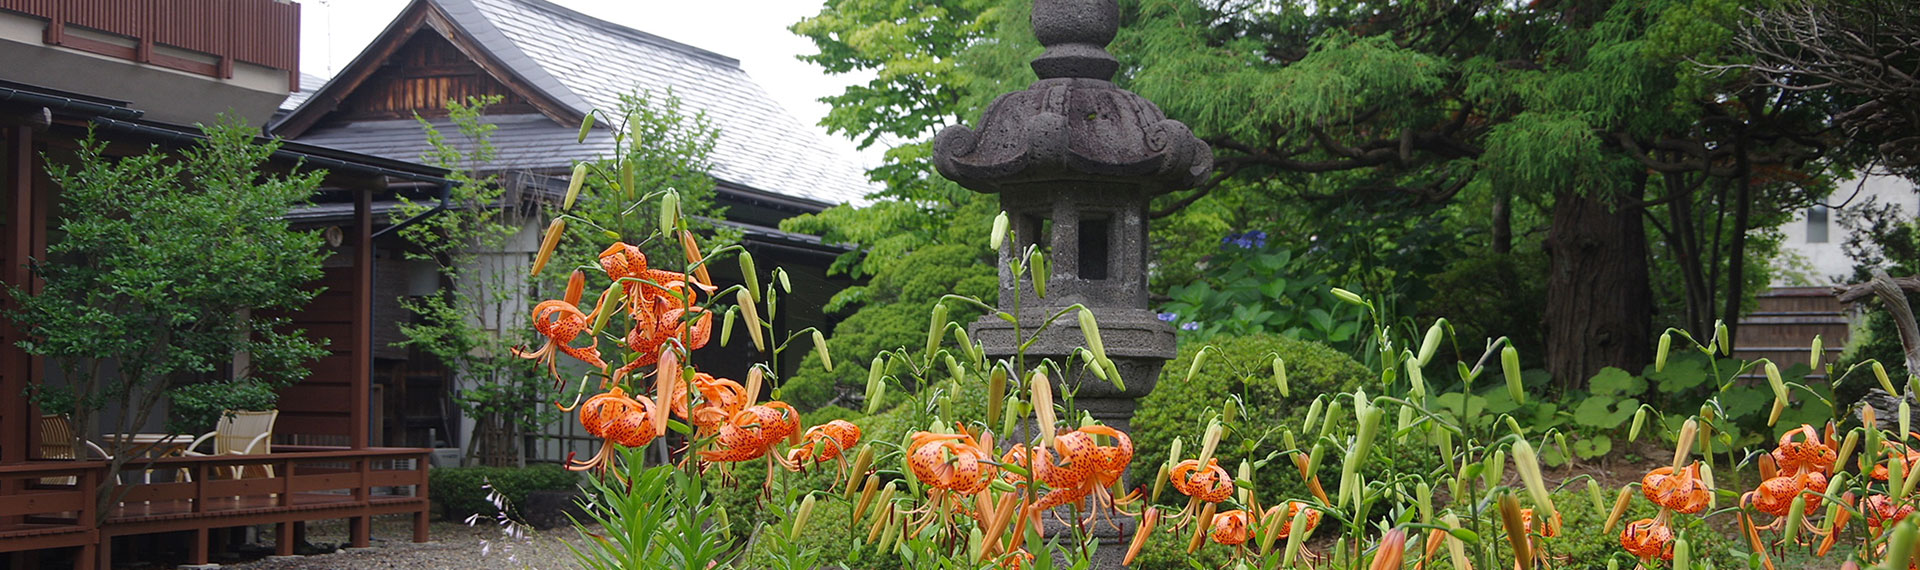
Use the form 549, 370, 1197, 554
1733, 287, 1851, 378
265, 267, 358, 443
0, 0, 299, 84
336, 31, 535, 120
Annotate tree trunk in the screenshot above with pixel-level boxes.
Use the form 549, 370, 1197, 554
1544, 185, 1652, 391
1492, 187, 1513, 254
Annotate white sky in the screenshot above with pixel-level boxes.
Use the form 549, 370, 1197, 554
296, 0, 885, 168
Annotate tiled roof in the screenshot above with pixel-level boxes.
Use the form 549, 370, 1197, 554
287, 0, 875, 206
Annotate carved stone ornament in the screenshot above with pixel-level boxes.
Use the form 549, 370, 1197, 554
932, 0, 1212, 194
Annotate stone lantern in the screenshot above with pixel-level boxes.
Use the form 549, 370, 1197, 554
933, 0, 1211, 433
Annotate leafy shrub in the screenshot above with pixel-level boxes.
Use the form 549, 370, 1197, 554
1134, 334, 1373, 504
430, 463, 579, 521
1158, 242, 1367, 349
164, 379, 282, 435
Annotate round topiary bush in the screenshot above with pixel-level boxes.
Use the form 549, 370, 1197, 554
1133, 333, 1372, 505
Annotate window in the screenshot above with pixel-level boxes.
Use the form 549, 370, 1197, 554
1807, 205, 1829, 243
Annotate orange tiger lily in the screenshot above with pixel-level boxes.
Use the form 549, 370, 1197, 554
785, 419, 861, 469
1772, 423, 1838, 477
1210, 509, 1251, 546
1029, 425, 1133, 514
908, 428, 997, 495
700, 401, 800, 463
1169, 457, 1234, 503
1619, 517, 1674, 561
1867, 493, 1915, 537
1642, 462, 1711, 514
566, 386, 658, 472
514, 271, 608, 386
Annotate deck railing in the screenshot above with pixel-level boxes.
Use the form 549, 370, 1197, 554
0, 446, 428, 569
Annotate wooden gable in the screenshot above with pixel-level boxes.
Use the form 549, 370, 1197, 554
335, 31, 538, 121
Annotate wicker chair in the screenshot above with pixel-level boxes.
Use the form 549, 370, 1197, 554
182, 409, 278, 480
36, 414, 114, 485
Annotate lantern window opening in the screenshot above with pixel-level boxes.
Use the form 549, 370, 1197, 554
1077, 213, 1110, 281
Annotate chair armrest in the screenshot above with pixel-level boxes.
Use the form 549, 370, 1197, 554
186, 431, 217, 454
240, 432, 273, 455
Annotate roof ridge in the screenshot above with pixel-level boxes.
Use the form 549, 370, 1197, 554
431, 0, 594, 117
497, 0, 742, 68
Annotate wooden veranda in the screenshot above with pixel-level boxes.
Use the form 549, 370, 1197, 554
0, 82, 442, 568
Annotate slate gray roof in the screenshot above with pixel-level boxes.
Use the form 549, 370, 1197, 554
279, 72, 329, 111
288, 0, 875, 206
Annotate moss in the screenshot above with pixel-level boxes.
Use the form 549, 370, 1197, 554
1134, 334, 1373, 504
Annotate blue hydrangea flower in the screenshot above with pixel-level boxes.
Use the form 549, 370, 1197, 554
1180, 322, 1201, 331
1157, 312, 1179, 322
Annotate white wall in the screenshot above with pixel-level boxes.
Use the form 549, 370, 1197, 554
1776, 175, 1920, 285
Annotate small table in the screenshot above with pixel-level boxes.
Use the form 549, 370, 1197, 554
100, 433, 192, 457
99, 433, 193, 483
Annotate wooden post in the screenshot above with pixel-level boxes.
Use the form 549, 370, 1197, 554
350, 456, 370, 547
352, 187, 373, 450
412, 451, 429, 543
1, 126, 32, 540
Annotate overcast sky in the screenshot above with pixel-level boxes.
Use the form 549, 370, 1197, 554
297, 0, 884, 167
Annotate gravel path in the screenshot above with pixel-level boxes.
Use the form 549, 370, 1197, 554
221, 516, 594, 569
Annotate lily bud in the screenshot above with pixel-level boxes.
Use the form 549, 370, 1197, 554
1369, 528, 1408, 570
1185, 347, 1209, 384
1331, 287, 1366, 306
1811, 335, 1824, 370
738, 289, 764, 352
1033, 370, 1057, 449
1302, 398, 1323, 434
1512, 440, 1558, 528
1628, 407, 1646, 442
659, 189, 681, 238
745, 367, 764, 404
1714, 319, 1730, 355
987, 365, 1007, 429
1501, 346, 1524, 405
1837, 430, 1861, 474
1603, 486, 1632, 534
990, 211, 1009, 251
1274, 356, 1290, 397
864, 356, 885, 414
1783, 495, 1808, 544
1878, 361, 1899, 396
1889, 519, 1919, 570
790, 494, 817, 543
718, 306, 737, 347
1655, 331, 1671, 372
577, 113, 596, 143
1498, 495, 1531, 570
529, 217, 566, 276
925, 303, 948, 362
739, 251, 761, 302
1416, 481, 1433, 524
813, 330, 833, 372
588, 281, 624, 336
1586, 480, 1605, 513
1187, 502, 1217, 554
1671, 536, 1690, 570
1123, 508, 1158, 566
1442, 513, 1471, 570
1418, 319, 1446, 365
1150, 462, 1169, 503
778, 268, 791, 293
564, 162, 587, 209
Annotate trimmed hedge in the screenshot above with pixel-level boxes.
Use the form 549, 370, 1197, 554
1134, 334, 1374, 504
429, 463, 580, 522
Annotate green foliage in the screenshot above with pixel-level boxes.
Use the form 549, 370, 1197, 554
1133, 333, 1372, 503
568, 449, 732, 570
1416, 252, 1548, 366
1159, 241, 1367, 350
779, 236, 996, 408
428, 463, 578, 522
9, 118, 327, 471
398, 95, 554, 463
164, 379, 281, 435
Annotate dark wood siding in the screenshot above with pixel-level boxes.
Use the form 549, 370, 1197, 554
0, 0, 300, 85
336, 31, 536, 120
